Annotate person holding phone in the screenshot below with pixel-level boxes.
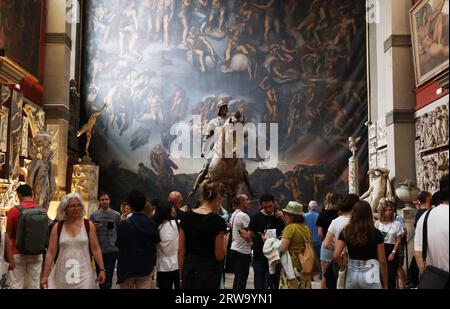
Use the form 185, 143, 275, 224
247, 194, 285, 289
89, 192, 121, 289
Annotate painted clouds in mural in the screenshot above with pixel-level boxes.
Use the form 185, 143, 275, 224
81, 0, 368, 207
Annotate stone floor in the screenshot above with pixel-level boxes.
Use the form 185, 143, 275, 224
112, 267, 321, 289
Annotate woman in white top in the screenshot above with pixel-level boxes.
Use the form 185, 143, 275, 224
153, 201, 179, 289
375, 199, 403, 289
40, 193, 105, 289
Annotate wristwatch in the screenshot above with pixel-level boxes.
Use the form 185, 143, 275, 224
392, 250, 396, 254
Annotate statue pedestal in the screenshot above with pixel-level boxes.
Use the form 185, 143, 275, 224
71, 163, 99, 218
349, 156, 359, 195
399, 205, 418, 268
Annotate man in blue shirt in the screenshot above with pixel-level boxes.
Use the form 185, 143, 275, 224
304, 201, 321, 261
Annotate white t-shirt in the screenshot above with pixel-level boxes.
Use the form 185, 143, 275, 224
230, 210, 251, 255
414, 205, 449, 272
327, 215, 350, 249
156, 220, 179, 272
376, 221, 403, 245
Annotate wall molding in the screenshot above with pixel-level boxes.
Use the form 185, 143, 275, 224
45, 33, 72, 49
386, 109, 415, 126
384, 34, 412, 52
44, 104, 70, 122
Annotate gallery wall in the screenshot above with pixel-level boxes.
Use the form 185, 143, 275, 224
81, 0, 369, 208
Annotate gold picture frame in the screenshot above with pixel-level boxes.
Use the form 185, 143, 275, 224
410, 0, 449, 87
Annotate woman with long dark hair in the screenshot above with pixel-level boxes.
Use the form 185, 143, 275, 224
154, 201, 179, 289
334, 201, 388, 289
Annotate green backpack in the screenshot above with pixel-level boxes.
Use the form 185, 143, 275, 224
15, 205, 49, 255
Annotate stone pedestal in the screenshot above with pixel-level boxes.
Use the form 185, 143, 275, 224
71, 163, 99, 218
349, 156, 359, 196
399, 205, 418, 268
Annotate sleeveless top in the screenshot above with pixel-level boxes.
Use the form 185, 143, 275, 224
48, 223, 95, 289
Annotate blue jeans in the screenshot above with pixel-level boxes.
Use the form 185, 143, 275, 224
253, 259, 280, 289
96, 252, 118, 289
345, 259, 382, 289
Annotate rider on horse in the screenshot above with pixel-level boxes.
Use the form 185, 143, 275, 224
189, 97, 254, 197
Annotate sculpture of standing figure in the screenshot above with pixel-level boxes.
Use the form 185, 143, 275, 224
348, 136, 361, 157
77, 104, 107, 160
27, 133, 56, 210
360, 167, 394, 213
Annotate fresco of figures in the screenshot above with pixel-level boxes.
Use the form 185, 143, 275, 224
81, 0, 368, 207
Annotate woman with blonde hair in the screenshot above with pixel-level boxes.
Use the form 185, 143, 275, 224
316, 192, 341, 288
40, 193, 105, 289
178, 183, 227, 289
375, 198, 403, 289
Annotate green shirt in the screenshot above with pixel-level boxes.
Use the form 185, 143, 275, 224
282, 223, 311, 268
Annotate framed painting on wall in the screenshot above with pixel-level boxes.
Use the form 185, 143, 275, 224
0, 0, 46, 80
410, 0, 449, 87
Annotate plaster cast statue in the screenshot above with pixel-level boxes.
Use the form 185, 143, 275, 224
72, 165, 89, 200
23, 103, 45, 138
348, 136, 361, 157
360, 167, 394, 213
27, 133, 56, 209
0, 180, 19, 210
435, 105, 448, 145
77, 103, 107, 159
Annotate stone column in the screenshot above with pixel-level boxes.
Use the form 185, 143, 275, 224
369, 0, 417, 269
348, 156, 359, 196
43, 0, 74, 195
71, 163, 99, 218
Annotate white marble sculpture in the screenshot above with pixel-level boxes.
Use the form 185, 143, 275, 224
360, 167, 394, 213
348, 136, 361, 195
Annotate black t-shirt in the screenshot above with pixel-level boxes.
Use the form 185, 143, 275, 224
248, 211, 285, 261
316, 210, 339, 236
180, 211, 227, 259
338, 228, 384, 260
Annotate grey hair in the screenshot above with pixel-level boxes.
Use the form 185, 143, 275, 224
56, 192, 86, 221
308, 200, 318, 210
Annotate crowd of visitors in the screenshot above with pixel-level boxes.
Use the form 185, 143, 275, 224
1, 174, 448, 289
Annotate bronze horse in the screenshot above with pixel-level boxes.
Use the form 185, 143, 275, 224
200, 113, 253, 204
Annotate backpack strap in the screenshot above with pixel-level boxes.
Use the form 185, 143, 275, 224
84, 219, 90, 234
422, 208, 433, 263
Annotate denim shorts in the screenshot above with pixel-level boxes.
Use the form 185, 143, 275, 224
320, 244, 333, 263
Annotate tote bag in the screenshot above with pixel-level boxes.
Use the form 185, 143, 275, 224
0, 232, 10, 289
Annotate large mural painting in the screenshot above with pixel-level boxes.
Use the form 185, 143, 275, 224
81, 0, 368, 209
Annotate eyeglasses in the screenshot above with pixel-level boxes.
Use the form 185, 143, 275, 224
67, 204, 82, 209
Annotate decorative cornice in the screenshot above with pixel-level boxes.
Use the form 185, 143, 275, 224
384, 34, 412, 52
45, 33, 72, 49
0, 56, 38, 84
43, 105, 70, 122
386, 109, 415, 126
